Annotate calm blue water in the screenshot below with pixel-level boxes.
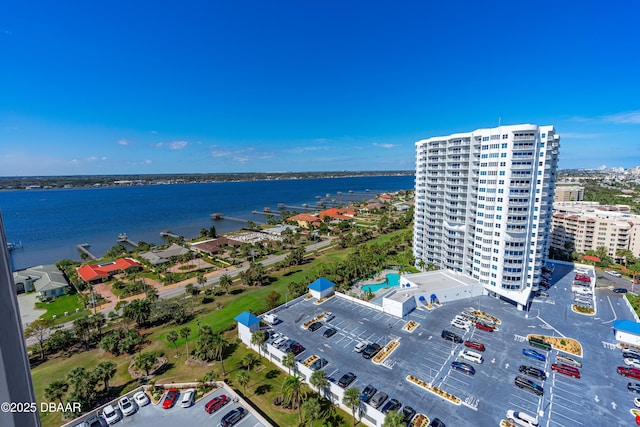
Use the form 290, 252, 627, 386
361, 273, 401, 293
0, 175, 414, 270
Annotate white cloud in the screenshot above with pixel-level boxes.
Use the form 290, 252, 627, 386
602, 111, 640, 124
210, 147, 272, 163
373, 143, 396, 149
153, 140, 190, 150
117, 139, 130, 146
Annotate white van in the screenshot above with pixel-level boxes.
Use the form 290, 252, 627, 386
459, 349, 484, 364
263, 313, 279, 325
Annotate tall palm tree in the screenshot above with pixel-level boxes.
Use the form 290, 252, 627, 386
301, 398, 321, 427
212, 332, 229, 376
282, 352, 296, 375
282, 375, 308, 425
166, 330, 179, 356
44, 380, 68, 405
383, 409, 405, 427
236, 370, 250, 394
342, 387, 361, 426
66, 367, 88, 394
241, 352, 259, 372
180, 326, 191, 359
309, 369, 328, 398
94, 361, 117, 392
219, 274, 233, 295
250, 330, 267, 359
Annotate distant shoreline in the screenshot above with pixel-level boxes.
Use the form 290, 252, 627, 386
0, 170, 414, 191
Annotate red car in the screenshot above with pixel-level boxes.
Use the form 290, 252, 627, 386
574, 274, 590, 282
162, 388, 179, 409
464, 340, 485, 352
552, 363, 580, 378
618, 367, 640, 380
204, 395, 230, 414
475, 322, 493, 332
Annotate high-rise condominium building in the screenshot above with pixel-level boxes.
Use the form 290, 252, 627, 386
414, 124, 560, 309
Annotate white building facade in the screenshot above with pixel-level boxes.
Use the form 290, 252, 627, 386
413, 124, 560, 309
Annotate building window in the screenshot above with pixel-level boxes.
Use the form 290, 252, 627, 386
503, 134, 508, 139
501, 143, 508, 148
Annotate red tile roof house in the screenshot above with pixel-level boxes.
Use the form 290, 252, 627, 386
76, 258, 142, 284
317, 208, 356, 221
287, 213, 321, 229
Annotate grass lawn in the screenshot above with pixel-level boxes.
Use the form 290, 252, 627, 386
35, 294, 90, 325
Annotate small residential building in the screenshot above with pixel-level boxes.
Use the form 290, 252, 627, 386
317, 208, 356, 221
263, 224, 298, 236
139, 243, 191, 265
190, 237, 241, 256
287, 213, 320, 229
13, 264, 70, 299
76, 258, 141, 284
308, 277, 335, 300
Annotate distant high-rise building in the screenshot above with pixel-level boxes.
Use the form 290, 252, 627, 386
413, 124, 560, 309
553, 185, 584, 202
0, 213, 40, 427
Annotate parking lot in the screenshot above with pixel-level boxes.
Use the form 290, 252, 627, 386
264, 262, 639, 426
66, 384, 268, 427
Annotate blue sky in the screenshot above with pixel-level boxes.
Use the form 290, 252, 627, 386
1, 1, 639, 176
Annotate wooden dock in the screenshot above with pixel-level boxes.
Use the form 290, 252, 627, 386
77, 243, 98, 260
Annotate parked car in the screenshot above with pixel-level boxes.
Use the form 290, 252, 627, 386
538, 282, 551, 290
181, 388, 196, 408
523, 349, 546, 362
606, 271, 622, 277
475, 322, 494, 332
359, 384, 377, 403
323, 328, 337, 338
551, 363, 580, 378
528, 337, 551, 351
629, 383, 640, 394
370, 391, 388, 409
451, 319, 470, 331
506, 410, 539, 427
162, 388, 180, 409
354, 341, 368, 353
459, 349, 483, 364
402, 406, 416, 425
310, 358, 328, 371
618, 367, 640, 380
101, 404, 120, 425
204, 394, 230, 413
133, 391, 150, 407
614, 288, 628, 293
381, 398, 401, 414
323, 312, 335, 322
362, 343, 382, 359
451, 361, 475, 375
441, 330, 463, 344
288, 342, 306, 355
634, 397, 640, 408
625, 352, 640, 361
514, 376, 544, 396
464, 340, 485, 351
118, 396, 135, 416
338, 372, 356, 388
429, 418, 446, 427
308, 322, 323, 332
626, 358, 640, 368
220, 407, 247, 427
556, 354, 582, 368
519, 365, 546, 381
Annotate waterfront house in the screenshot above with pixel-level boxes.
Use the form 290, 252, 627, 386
13, 264, 70, 299
287, 213, 320, 229
76, 258, 142, 284
139, 243, 191, 265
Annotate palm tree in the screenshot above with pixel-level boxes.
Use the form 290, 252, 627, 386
166, 330, 179, 356
309, 369, 328, 398
66, 367, 89, 394
219, 274, 233, 295
212, 332, 229, 376
250, 330, 267, 359
236, 370, 250, 394
282, 375, 308, 424
383, 410, 405, 427
301, 397, 321, 427
94, 361, 117, 392
241, 352, 259, 372
342, 387, 361, 426
282, 351, 296, 375
44, 380, 68, 405
180, 326, 191, 359
134, 352, 157, 378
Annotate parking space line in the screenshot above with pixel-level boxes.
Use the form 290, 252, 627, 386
550, 398, 583, 416
549, 408, 583, 425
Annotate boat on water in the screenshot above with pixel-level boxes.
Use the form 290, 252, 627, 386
7, 241, 23, 251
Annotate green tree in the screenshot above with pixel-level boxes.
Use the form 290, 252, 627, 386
383, 410, 405, 427
134, 352, 157, 378
241, 352, 259, 372
122, 299, 152, 326
180, 326, 191, 359
342, 387, 361, 426
219, 274, 233, 295
166, 330, 179, 356
73, 317, 92, 350
309, 369, 328, 397
265, 291, 281, 310
282, 351, 296, 375
93, 361, 117, 392
236, 370, 250, 394
212, 332, 229, 376
24, 317, 55, 360
282, 375, 308, 424
44, 380, 68, 405
251, 330, 267, 359
301, 397, 321, 427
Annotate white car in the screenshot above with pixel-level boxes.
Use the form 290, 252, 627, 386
635, 397, 640, 408
101, 404, 120, 425
606, 270, 622, 277
354, 341, 368, 353
133, 391, 150, 407
181, 388, 196, 408
450, 319, 470, 332
625, 358, 640, 368
118, 396, 135, 416
506, 409, 539, 427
